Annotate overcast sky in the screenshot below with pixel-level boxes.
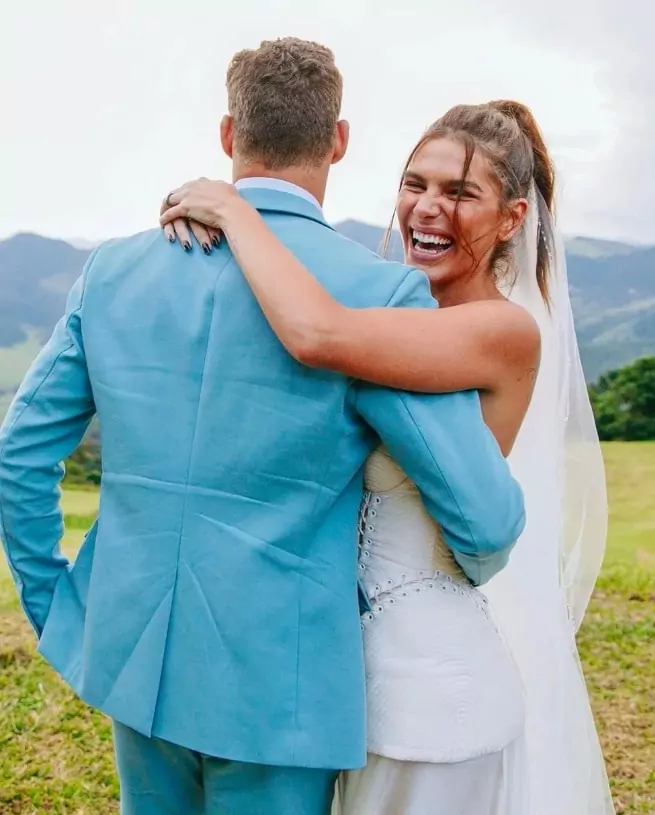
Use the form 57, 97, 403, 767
1, 0, 652, 244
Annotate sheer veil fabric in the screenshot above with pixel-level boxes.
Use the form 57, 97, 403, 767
483, 184, 614, 813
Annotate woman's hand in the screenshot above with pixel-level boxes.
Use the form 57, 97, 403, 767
160, 178, 244, 251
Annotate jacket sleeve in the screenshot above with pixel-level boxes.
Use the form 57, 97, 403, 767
0, 250, 98, 633
354, 268, 525, 585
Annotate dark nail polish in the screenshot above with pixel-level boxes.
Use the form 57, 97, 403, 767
211, 235, 220, 248
202, 242, 212, 255
183, 241, 192, 252
167, 233, 175, 243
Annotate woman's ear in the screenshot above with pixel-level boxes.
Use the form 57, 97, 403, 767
499, 198, 529, 242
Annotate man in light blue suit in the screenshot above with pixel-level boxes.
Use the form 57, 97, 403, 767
0, 38, 525, 815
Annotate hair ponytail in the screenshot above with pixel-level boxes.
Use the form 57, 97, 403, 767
489, 100, 556, 303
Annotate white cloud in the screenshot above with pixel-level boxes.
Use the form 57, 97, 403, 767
0, 0, 650, 242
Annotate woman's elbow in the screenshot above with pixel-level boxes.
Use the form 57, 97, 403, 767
282, 314, 343, 369
286, 328, 334, 368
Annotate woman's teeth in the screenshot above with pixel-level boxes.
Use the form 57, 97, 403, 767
411, 230, 453, 254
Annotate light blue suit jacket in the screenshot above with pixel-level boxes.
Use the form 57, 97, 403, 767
0, 187, 525, 770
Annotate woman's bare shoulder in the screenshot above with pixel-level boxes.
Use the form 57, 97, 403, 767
483, 299, 541, 373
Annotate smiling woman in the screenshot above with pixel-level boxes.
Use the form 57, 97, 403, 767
385, 100, 555, 308
397, 141, 525, 286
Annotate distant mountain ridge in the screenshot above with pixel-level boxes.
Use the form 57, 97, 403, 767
0, 225, 654, 419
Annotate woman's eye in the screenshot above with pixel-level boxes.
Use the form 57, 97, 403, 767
448, 188, 473, 199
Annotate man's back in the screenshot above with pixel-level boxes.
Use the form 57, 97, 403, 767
36, 189, 436, 768
0, 187, 524, 770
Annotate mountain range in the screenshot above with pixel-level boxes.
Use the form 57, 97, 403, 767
1, 225, 654, 418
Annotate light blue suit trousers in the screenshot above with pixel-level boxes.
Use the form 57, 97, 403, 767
114, 722, 337, 815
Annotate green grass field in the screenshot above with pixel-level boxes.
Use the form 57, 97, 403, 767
0, 443, 653, 814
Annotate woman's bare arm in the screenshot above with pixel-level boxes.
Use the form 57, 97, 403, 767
160, 179, 541, 394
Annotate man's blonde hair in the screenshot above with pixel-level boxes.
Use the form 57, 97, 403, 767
226, 37, 343, 169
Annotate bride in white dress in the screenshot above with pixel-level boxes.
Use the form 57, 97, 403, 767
161, 101, 613, 814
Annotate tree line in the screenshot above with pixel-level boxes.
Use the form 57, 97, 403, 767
588, 356, 655, 442
62, 356, 655, 487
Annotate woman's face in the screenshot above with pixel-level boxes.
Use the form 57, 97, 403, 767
396, 137, 522, 292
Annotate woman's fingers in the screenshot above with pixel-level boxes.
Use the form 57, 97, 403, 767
163, 218, 221, 252
172, 218, 192, 251
160, 203, 187, 225
163, 221, 177, 243
207, 226, 222, 247
189, 220, 214, 254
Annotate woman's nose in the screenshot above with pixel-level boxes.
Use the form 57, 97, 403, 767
414, 193, 443, 218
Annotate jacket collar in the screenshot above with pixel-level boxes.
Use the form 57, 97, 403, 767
237, 187, 335, 231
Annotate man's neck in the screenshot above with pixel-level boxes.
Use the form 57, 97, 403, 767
233, 164, 328, 207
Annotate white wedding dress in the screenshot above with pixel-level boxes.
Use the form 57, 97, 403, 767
332, 446, 528, 815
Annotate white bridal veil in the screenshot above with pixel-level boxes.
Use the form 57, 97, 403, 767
484, 185, 615, 814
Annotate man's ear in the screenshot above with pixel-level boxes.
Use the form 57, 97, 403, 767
331, 120, 350, 165
220, 115, 234, 158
